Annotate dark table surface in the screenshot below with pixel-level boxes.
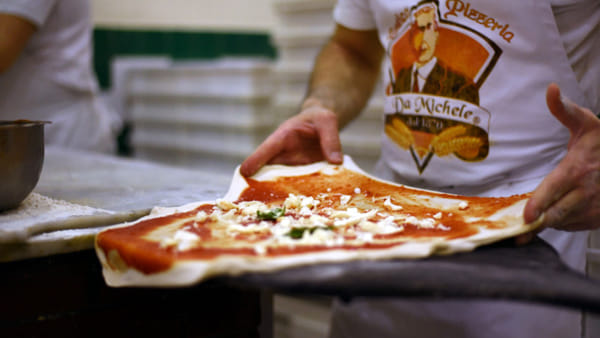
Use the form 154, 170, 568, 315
218, 237, 600, 313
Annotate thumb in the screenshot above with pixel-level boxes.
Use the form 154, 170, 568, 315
546, 83, 587, 137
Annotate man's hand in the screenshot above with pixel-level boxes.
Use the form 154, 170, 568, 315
522, 83, 600, 235
240, 104, 343, 177
240, 25, 383, 177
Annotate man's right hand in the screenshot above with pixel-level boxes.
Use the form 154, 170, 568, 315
240, 103, 343, 177
240, 24, 383, 177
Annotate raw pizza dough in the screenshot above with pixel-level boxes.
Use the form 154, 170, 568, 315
95, 156, 542, 287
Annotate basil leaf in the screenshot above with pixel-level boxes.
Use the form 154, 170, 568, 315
287, 226, 334, 239
257, 207, 285, 220
288, 227, 306, 239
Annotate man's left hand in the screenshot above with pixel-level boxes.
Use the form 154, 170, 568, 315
522, 83, 600, 236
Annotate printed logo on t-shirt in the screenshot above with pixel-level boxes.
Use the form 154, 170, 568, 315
384, 0, 502, 174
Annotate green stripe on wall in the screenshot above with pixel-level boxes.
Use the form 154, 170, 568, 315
93, 28, 277, 89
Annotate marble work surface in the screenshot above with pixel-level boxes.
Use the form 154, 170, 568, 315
36, 146, 231, 212
1, 146, 232, 262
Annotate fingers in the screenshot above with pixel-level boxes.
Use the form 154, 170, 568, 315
524, 160, 573, 224
528, 180, 600, 232
526, 84, 600, 231
525, 84, 587, 224
240, 120, 312, 176
314, 111, 343, 164
546, 83, 578, 132
240, 108, 343, 177
521, 180, 590, 242
514, 230, 539, 246
240, 129, 287, 177
546, 83, 596, 141
524, 154, 597, 230
541, 186, 595, 231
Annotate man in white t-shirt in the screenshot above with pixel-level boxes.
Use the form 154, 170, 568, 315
241, 0, 599, 337
0, 0, 120, 153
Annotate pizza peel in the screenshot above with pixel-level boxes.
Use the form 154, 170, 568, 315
214, 237, 600, 313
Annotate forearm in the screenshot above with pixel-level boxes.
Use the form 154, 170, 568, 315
0, 14, 36, 73
302, 26, 384, 129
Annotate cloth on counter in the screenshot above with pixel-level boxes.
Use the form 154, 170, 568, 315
0, 192, 139, 244
0, 227, 103, 262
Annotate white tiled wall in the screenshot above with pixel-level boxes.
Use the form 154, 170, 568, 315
112, 57, 276, 174
92, 0, 276, 31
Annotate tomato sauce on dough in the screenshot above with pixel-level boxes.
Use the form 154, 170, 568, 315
97, 168, 529, 274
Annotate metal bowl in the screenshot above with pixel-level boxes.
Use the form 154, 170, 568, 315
0, 120, 49, 211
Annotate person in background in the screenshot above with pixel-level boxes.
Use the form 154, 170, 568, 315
241, 0, 600, 337
0, 0, 120, 153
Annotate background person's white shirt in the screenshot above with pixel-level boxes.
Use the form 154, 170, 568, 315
0, 0, 121, 153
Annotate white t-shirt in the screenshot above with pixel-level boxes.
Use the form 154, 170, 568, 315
335, 0, 598, 192
329, 1, 597, 337
335, 0, 600, 113
0, 0, 120, 153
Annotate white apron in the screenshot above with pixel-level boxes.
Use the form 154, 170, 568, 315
330, 1, 590, 337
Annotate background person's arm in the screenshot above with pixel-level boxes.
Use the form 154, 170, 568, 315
0, 13, 36, 73
240, 25, 384, 176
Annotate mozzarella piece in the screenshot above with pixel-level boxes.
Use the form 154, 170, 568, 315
238, 201, 268, 216
160, 229, 200, 251
296, 228, 343, 247
220, 209, 239, 222
308, 214, 330, 226
330, 208, 357, 219
383, 196, 403, 211
378, 216, 405, 234
333, 208, 377, 227
270, 217, 294, 237
356, 231, 374, 243
227, 221, 271, 234
283, 194, 302, 209
254, 244, 267, 255
437, 224, 451, 231
404, 216, 436, 229
340, 195, 351, 205
216, 199, 237, 211
301, 196, 319, 209
195, 211, 208, 223
360, 216, 405, 235
299, 206, 313, 216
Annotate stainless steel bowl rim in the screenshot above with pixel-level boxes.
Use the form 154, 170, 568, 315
0, 120, 51, 128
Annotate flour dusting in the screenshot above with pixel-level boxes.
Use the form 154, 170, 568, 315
0, 193, 113, 243
1, 193, 110, 220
